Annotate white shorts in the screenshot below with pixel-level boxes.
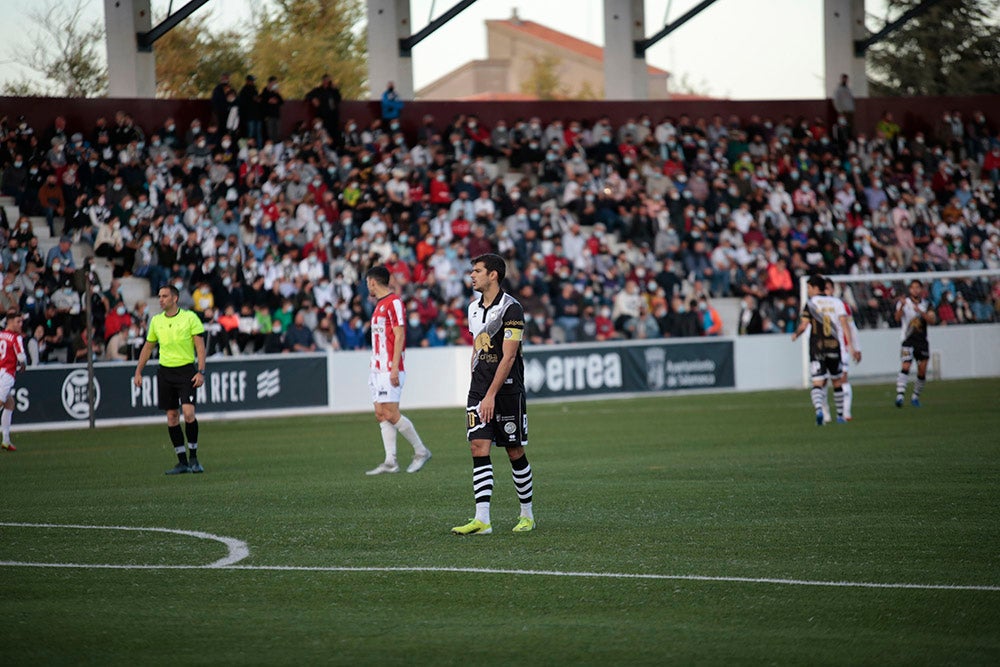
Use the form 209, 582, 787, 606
368, 370, 405, 404
0, 371, 14, 404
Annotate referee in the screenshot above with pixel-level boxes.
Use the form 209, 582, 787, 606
134, 285, 208, 475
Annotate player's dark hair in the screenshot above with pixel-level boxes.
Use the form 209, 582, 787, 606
807, 274, 827, 289
366, 265, 391, 286
161, 284, 179, 298
472, 253, 506, 284
909, 279, 923, 288
5, 310, 21, 320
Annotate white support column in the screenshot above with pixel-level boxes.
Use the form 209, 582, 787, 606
603, 0, 647, 100
366, 0, 414, 100
824, 0, 869, 98
104, 0, 155, 98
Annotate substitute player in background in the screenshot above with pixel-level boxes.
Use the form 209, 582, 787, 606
452, 254, 535, 535
364, 266, 431, 475
792, 274, 856, 425
823, 278, 862, 422
0, 311, 27, 451
895, 279, 936, 407
134, 285, 207, 475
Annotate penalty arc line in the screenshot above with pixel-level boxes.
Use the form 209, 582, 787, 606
2, 522, 998, 592
0, 522, 249, 568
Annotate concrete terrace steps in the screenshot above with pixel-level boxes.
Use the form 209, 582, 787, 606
90, 258, 114, 289
713, 297, 741, 337
30, 217, 52, 240
119, 276, 153, 310
3, 205, 21, 228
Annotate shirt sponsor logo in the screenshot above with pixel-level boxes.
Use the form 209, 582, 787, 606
474, 332, 493, 352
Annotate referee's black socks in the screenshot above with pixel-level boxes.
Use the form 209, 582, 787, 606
185, 419, 199, 457
168, 424, 187, 464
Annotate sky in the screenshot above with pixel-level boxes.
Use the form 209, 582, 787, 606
0, 0, 892, 100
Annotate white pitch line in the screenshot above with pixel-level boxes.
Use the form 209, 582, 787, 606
219, 565, 1000, 592
1, 561, 997, 593
1, 523, 997, 592
0, 522, 249, 568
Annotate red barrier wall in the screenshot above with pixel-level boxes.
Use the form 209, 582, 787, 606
1, 95, 997, 141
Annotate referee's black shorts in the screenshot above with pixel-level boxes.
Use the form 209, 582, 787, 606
157, 363, 197, 411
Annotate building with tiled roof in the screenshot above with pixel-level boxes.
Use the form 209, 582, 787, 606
417, 9, 674, 101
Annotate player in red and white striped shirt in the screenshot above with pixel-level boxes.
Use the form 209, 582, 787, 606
0, 311, 27, 451
364, 266, 431, 475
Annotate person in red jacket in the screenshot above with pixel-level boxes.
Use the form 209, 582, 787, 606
429, 170, 453, 205
104, 303, 133, 342
765, 257, 794, 300
983, 144, 1000, 183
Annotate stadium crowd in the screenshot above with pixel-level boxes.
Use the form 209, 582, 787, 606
1, 76, 999, 364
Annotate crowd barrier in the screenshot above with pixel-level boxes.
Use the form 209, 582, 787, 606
15, 353, 329, 428
17, 323, 999, 431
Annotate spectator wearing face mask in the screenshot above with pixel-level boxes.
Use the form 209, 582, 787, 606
191, 281, 214, 316
45, 236, 76, 274
26, 324, 48, 365
380, 81, 403, 125
105, 321, 135, 361
1, 154, 29, 206
103, 301, 132, 342
0, 272, 22, 313
337, 313, 367, 350
306, 74, 342, 142
699, 298, 724, 336
313, 315, 339, 352
261, 76, 284, 142
37, 174, 65, 237
132, 234, 169, 295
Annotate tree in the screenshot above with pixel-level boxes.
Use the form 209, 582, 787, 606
519, 54, 568, 100
154, 13, 247, 98
867, 0, 1000, 96
574, 80, 603, 100
247, 0, 368, 99
1, 0, 107, 97
672, 73, 713, 98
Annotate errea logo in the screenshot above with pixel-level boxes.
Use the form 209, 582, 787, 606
256, 369, 281, 398
524, 353, 622, 393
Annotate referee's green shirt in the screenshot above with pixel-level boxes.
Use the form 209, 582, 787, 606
147, 309, 205, 368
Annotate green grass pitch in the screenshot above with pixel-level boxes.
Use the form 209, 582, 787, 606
2, 379, 999, 665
